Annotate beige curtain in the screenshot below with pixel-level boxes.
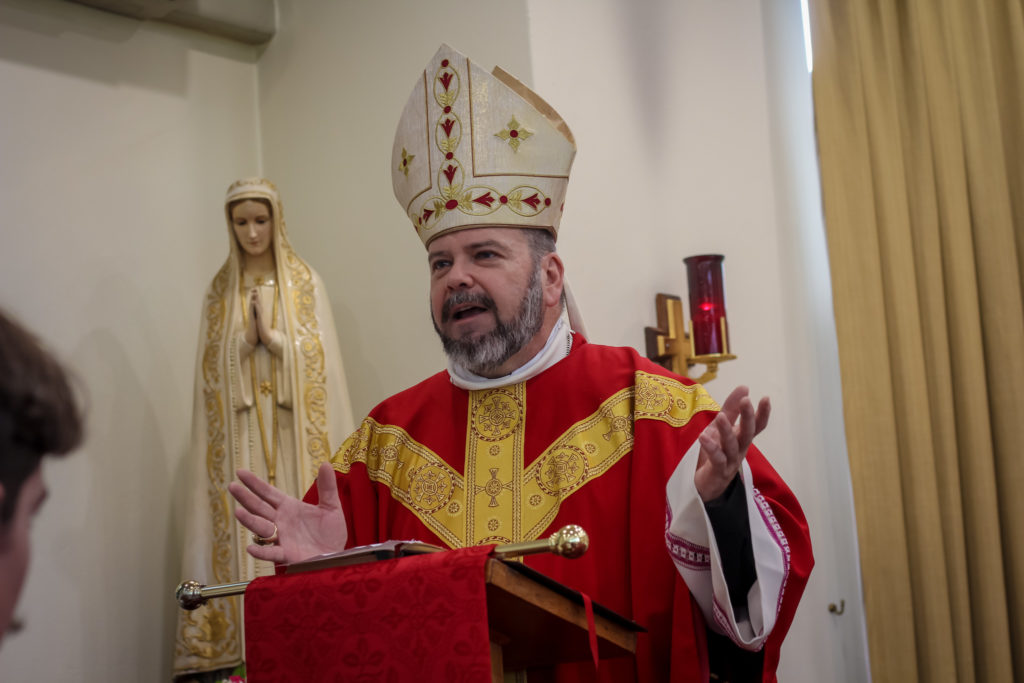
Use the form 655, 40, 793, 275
808, 0, 1024, 680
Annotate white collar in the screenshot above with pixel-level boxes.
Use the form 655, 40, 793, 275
447, 317, 574, 390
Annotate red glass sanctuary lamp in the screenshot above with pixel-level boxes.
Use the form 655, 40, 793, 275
683, 254, 732, 359
644, 254, 736, 383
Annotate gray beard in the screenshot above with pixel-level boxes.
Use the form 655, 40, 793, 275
433, 266, 544, 376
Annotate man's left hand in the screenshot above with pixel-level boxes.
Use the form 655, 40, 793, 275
694, 385, 770, 502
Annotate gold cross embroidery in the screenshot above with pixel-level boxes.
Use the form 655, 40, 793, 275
475, 468, 514, 508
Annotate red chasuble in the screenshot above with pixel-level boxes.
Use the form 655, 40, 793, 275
310, 336, 813, 682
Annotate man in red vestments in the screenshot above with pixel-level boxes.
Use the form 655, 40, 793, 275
230, 45, 813, 682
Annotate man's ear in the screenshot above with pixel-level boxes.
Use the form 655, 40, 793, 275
540, 252, 565, 308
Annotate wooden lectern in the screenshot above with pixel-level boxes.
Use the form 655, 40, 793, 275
484, 558, 639, 679
177, 526, 642, 681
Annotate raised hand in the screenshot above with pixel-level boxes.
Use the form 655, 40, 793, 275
694, 385, 770, 502
228, 462, 349, 565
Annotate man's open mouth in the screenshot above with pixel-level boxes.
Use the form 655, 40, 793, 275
442, 293, 496, 323
451, 304, 489, 321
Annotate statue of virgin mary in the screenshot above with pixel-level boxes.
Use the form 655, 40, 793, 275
174, 178, 355, 679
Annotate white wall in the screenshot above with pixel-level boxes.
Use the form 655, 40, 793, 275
256, 0, 535, 419
760, 1, 871, 678
0, 0, 261, 679
527, 0, 869, 679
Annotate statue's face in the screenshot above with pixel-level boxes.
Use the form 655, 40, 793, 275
231, 200, 274, 257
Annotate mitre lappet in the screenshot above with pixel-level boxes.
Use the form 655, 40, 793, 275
391, 44, 577, 247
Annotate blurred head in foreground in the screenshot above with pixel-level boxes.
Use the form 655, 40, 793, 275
0, 309, 82, 644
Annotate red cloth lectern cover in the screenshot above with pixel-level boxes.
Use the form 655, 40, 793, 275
244, 545, 494, 682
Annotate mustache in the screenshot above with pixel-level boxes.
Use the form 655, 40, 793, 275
441, 291, 496, 323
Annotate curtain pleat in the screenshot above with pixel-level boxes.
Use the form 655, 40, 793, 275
808, 0, 1023, 679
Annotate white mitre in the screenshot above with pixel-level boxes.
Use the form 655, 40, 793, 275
391, 44, 577, 247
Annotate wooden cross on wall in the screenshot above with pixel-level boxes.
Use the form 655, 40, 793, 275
644, 293, 690, 376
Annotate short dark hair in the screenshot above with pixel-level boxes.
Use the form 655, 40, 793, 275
0, 310, 82, 523
522, 229, 565, 306
523, 228, 556, 267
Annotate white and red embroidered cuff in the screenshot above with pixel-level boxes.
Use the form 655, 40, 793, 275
664, 440, 790, 651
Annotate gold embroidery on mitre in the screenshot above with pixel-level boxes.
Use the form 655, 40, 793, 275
399, 148, 415, 177
466, 386, 525, 544
410, 57, 552, 235
495, 117, 533, 152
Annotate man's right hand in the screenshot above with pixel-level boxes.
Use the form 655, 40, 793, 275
228, 462, 349, 565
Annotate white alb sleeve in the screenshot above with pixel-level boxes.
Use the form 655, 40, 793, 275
664, 440, 793, 651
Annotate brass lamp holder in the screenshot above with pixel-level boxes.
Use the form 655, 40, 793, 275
644, 293, 736, 384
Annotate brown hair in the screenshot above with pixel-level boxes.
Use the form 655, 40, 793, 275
0, 310, 82, 523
